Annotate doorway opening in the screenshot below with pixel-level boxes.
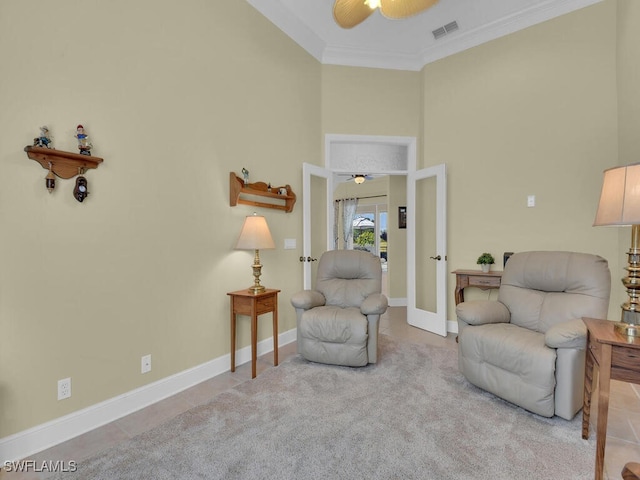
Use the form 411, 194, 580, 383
322, 134, 415, 304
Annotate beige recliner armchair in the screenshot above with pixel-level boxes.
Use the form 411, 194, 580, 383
290, 250, 388, 367
457, 251, 610, 420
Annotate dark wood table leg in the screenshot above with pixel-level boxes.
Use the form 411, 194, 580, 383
595, 343, 612, 480
230, 308, 236, 373
582, 346, 595, 439
251, 299, 258, 379
273, 297, 279, 367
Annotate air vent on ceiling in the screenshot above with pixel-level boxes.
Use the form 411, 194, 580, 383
432, 21, 459, 40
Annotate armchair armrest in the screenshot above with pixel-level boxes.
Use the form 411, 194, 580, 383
361, 293, 388, 315
455, 300, 510, 326
290, 290, 325, 310
545, 318, 587, 349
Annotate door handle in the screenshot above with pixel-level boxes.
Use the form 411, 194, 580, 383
429, 255, 442, 261
299, 256, 318, 262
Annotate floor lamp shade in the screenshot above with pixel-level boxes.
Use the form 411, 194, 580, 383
235, 213, 275, 294
594, 163, 640, 336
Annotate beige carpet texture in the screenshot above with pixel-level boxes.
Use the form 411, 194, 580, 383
51, 335, 596, 479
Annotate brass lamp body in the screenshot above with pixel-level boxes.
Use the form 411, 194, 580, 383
248, 249, 266, 294
618, 224, 640, 337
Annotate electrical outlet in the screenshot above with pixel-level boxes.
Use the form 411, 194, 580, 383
58, 378, 71, 400
141, 354, 151, 374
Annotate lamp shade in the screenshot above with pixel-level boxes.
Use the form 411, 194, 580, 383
235, 213, 275, 250
594, 163, 640, 226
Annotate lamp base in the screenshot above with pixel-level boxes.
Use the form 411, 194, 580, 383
616, 309, 640, 337
615, 322, 640, 337
247, 285, 266, 295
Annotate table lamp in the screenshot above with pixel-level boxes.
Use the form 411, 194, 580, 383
594, 163, 640, 336
235, 213, 275, 294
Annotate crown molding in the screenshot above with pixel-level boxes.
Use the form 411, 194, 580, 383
418, 0, 605, 67
247, 0, 604, 71
246, 0, 326, 62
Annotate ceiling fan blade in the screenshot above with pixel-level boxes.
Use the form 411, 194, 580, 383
380, 0, 439, 19
333, 0, 375, 29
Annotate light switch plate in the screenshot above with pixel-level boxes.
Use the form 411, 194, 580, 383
284, 238, 296, 250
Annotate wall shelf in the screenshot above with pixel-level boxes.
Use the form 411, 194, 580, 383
230, 172, 296, 213
24, 146, 103, 179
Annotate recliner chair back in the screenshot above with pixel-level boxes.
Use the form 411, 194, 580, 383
316, 250, 382, 308
498, 251, 611, 333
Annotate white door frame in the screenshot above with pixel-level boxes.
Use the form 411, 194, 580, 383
303, 134, 448, 334
302, 163, 333, 289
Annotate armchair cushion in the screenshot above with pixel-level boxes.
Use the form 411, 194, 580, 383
455, 300, 510, 326
290, 290, 325, 310
298, 306, 368, 367
361, 293, 388, 316
545, 318, 587, 350
460, 323, 557, 417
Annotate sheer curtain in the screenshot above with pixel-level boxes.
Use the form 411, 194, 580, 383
342, 198, 358, 250
333, 200, 340, 250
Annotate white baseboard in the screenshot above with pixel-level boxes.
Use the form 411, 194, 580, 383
388, 297, 407, 307
447, 319, 459, 334
387, 299, 457, 334
0, 329, 297, 464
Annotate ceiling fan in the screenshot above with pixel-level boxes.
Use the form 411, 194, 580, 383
336, 173, 375, 184
333, 0, 439, 29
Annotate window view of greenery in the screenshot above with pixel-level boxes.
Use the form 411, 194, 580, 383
353, 211, 387, 263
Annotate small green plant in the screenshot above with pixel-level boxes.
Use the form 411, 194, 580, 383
476, 253, 495, 265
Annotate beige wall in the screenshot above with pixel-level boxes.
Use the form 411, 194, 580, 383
617, 0, 640, 165
616, 0, 640, 316
422, 0, 622, 319
320, 66, 423, 137
0, 0, 320, 437
0, 0, 632, 443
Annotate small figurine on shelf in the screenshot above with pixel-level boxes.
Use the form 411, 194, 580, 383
242, 168, 249, 185
33, 126, 53, 148
75, 124, 92, 156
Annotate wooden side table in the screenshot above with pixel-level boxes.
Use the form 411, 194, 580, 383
452, 269, 503, 305
582, 317, 640, 480
227, 288, 280, 379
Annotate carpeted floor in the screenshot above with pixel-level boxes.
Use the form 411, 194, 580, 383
52, 335, 595, 479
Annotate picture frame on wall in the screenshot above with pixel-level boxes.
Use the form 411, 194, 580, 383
398, 206, 407, 229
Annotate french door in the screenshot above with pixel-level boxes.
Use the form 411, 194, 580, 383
302, 161, 448, 336
407, 164, 447, 336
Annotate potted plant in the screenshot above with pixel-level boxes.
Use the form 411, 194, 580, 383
477, 253, 495, 273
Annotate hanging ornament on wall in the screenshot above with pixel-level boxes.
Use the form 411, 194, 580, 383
73, 175, 89, 203
45, 162, 55, 193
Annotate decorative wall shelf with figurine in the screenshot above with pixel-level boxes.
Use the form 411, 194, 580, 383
24, 146, 103, 179
230, 172, 296, 213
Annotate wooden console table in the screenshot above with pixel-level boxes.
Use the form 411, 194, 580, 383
582, 317, 640, 480
227, 288, 280, 379
452, 269, 503, 305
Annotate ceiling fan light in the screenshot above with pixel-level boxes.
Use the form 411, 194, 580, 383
380, 0, 439, 20
354, 175, 366, 184
364, 0, 381, 9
